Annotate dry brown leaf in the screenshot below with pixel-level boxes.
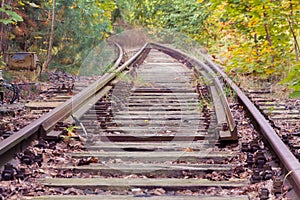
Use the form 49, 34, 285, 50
182, 147, 194, 152
152, 188, 165, 196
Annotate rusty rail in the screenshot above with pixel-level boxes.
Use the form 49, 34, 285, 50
41, 43, 150, 133
0, 42, 236, 167
148, 42, 300, 197
149, 43, 237, 141
0, 43, 127, 167
1, 41, 298, 198
2, 41, 298, 198
0, 43, 154, 167
150, 42, 300, 195
202, 54, 300, 197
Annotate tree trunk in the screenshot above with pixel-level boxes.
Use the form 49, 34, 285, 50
0, 0, 10, 57
44, 0, 56, 71
288, 0, 299, 61
263, 8, 274, 63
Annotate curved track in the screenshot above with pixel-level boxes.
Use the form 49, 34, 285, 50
0, 43, 299, 199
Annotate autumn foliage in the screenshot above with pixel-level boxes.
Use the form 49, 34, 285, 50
118, 0, 300, 96
1, 0, 299, 96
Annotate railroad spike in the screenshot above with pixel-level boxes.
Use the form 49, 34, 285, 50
246, 153, 254, 168
255, 150, 266, 169
1, 163, 15, 181
250, 141, 260, 153
262, 164, 274, 180
260, 188, 269, 200
250, 168, 262, 183
241, 142, 249, 152
2, 131, 13, 139
15, 168, 26, 180
20, 150, 35, 165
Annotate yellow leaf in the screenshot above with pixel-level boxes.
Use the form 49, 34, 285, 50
18, 1, 25, 6
182, 147, 194, 152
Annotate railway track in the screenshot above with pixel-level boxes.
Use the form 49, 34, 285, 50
245, 89, 300, 171
0, 42, 125, 143
0, 43, 299, 199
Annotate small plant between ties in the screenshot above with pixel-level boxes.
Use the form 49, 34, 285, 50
60, 125, 81, 143
266, 102, 275, 115
268, 106, 275, 115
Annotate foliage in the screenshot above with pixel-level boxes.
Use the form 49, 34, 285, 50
2, 0, 299, 96
216, 1, 298, 75
0, 55, 5, 68
78, 42, 117, 76
207, 0, 300, 95
118, 0, 300, 97
0, 5, 23, 25
61, 125, 81, 143
4, 0, 116, 70
64, 125, 81, 134
5, 1, 51, 53
281, 64, 300, 97
0, 2, 23, 56
117, 0, 211, 42
48, 0, 116, 68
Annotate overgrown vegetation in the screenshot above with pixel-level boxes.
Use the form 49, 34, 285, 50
1, 0, 117, 70
0, 0, 299, 97
117, 0, 300, 97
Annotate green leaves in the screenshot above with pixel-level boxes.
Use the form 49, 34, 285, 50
0, 5, 23, 25
120, 0, 212, 41
2, 0, 298, 96
204, 0, 299, 95
281, 64, 300, 98
122, 0, 299, 97
50, 0, 116, 67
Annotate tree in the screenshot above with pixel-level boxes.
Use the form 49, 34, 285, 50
118, 0, 299, 96
2, 0, 116, 70
46, 0, 116, 69
0, 0, 23, 56
44, 0, 56, 71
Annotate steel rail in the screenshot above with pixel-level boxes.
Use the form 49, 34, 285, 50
1, 41, 298, 197
201, 55, 300, 197
148, 43, 237, 140
41, 43, 149, 133
3, 40, 298, 197
149, 42, 300, 196
0, 43, 131, 167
